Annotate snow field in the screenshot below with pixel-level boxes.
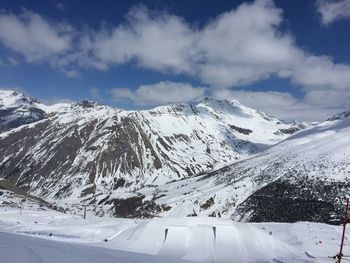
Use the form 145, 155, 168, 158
0, 207, 323, 262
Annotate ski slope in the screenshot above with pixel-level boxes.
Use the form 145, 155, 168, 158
0, 231, 191, 263
0, 206, 348, 262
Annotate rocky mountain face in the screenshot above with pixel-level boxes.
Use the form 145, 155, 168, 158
6, 89, 343, 222
0, 91, 303, 196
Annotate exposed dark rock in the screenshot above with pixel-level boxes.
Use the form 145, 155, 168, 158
274, 127, 301, 135
187, 209, 198, 217
81, 184, 96, 197
228, 124, 253, 135
200, 197, 215, 210
113, 195, 145, 218
109, 195, 171, 218
113, 178, 126, 189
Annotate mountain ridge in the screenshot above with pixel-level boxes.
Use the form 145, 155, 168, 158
3, 89, 346, 224
0, 90, 305, 200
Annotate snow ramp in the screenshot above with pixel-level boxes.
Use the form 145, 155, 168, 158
159, 225, 216, 262
107, 217, 313, 263
214, 224, 307, 262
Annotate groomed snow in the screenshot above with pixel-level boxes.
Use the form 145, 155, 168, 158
0, 231, 191, 263
1, 206, 348, 262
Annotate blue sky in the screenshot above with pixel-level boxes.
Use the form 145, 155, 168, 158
0, 0, 350, 120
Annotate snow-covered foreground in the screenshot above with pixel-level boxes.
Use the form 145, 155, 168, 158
0, 207, 348, 262
0, 232, 190, 263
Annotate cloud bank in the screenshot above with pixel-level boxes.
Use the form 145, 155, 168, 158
0, 0, 350, 120
110, 81, 205, 106
316, 0, 350, 25
0, 10, 73, 62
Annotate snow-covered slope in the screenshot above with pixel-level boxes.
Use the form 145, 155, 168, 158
0, 90, 305, 207
127, 114, 350, 223
1, 204, 347, 263
230, 116, 350, 223
0, 206, 319, 263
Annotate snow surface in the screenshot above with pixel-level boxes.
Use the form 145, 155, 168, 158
0, 205, 349, 262
0, 231, 190, 263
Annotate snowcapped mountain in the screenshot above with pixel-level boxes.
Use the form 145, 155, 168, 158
0, 90, 307, 210
132, 113, 350, 223
0, 90, 47, 132
1, 89, 349, 224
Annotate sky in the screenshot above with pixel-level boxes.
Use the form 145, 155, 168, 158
0, 0, 350, 121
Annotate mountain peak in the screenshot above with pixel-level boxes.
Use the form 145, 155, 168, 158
199, 96, 242, 109
327, 109, 350, 121
200, 96, 240, 105
197, 96, 278, 122
0, 89, 39, 108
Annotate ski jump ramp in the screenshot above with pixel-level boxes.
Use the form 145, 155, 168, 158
159, 225, 216, 261
107, 217, 313, 262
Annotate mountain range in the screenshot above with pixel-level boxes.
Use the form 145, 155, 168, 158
1, 89, 349, 224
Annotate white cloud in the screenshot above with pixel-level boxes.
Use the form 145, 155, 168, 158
83, 0, 350, 92
42, 96, 75, 105
2, 1, 350, 92
291, 55, 350, 90
63, 69, 80, 78
7, 57, 18, 66
0, 10, 73, 62
1, 1, 350, 120
194, 0, 302, 88
316, 0, 350, 25
110, 81, 205, 105
56, 3, 65, 11
0, 56, 18, 66
303, 89, 350, 108
86, 5, 196, 74
89, 87, 102, 101
86, 0, 303, 86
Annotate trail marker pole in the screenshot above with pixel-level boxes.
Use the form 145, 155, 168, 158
336, 198, 349, 263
